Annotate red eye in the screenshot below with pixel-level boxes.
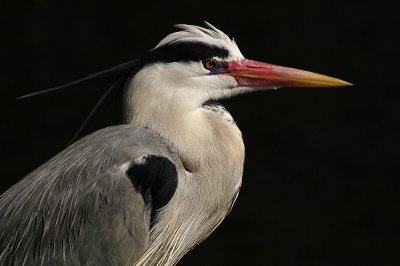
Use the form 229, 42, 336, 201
203, 59, 217, 70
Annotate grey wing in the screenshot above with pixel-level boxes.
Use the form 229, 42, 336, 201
53, 167, 150, 266
0, 125, 179, 266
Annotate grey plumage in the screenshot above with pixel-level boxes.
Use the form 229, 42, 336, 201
0, 126, 178, 265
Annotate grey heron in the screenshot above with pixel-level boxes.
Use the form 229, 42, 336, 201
0, 22, 350, 265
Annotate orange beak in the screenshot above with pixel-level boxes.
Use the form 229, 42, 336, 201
219, 59, 351, 87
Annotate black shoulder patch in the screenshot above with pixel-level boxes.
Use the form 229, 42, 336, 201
141, 41, 229, 65
126, 155, 178, 226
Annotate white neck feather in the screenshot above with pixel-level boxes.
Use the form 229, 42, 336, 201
125, 63, 245, 265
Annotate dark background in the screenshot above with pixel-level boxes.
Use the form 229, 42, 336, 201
1, 1, 399, 265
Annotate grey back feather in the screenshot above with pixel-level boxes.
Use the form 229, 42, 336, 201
0, 126, 177, 265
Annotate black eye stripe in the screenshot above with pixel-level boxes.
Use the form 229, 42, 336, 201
141, 42, 229, 65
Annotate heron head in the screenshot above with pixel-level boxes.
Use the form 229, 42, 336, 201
127, 22, 350, 106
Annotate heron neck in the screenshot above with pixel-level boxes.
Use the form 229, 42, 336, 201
129, 104, 245, 266
125, 82, 244, 265
127, 100, 244, 174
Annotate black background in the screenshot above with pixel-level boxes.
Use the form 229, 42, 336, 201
1, 1, 399, 265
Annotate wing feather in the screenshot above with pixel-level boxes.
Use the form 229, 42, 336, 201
0, 125, 179, 265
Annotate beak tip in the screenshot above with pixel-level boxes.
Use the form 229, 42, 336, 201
335, 80, 353, 87
310, 76, 353, 88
